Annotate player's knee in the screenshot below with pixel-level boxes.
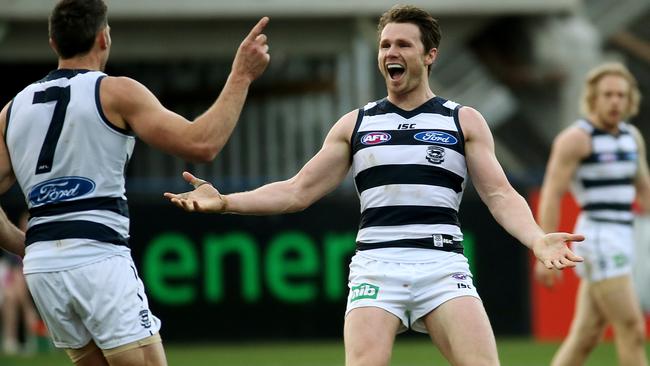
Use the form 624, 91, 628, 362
345, 346, 391, 366
615, 317, 647, 346
452, 353, 499, 366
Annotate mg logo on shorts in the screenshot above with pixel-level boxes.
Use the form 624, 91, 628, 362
139, 309, 152, 328
349, 283, 379, 302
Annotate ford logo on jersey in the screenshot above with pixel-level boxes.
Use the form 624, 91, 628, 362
361, 132, 391, 145
414, 131, 458, 145
28, 176, 95, 206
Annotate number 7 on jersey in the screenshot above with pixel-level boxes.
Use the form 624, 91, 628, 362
32, 86, 71, 174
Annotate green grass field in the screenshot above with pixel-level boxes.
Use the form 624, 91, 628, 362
1, 338, 648, 365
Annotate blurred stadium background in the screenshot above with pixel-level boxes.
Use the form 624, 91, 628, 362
1, 0, 650, 364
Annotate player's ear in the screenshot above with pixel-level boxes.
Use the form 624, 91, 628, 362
48, 37, 59, 55
424, 47, 437, 67
98, 26, 111, 50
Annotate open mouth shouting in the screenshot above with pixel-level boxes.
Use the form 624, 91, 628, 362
387, 63, 405, 81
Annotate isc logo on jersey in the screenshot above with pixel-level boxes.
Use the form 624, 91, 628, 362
414, 131, 458, 145
349, 283, 379, 302
28, 176, 95, 206
361, 132, 391, 145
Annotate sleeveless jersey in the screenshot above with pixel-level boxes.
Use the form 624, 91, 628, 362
350, 97, 467, 253
571, 119, 638, 225
5, 69, 135, 273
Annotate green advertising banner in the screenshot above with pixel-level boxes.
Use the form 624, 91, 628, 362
125, 195, 528, 340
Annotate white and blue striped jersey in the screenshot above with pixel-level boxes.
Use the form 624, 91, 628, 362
5, 69, 135, 273
350, 97, 467, 254
571, 119, 638, 225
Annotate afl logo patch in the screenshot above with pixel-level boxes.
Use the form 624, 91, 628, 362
414, 131, 458, 145
361, 132, 391, 145
28, 176, 95, 206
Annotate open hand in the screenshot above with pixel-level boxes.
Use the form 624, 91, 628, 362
532, 232, 584, 270
163, 171, 226, 213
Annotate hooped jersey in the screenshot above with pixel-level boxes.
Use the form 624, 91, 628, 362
571, 119, 638, 225
5, 69, 135, 273
350, 96, 467, 254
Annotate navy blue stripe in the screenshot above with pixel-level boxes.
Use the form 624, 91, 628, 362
38, 69, 91, 83
582, 202, 632, 211
591, 129, 631, 137
581, 177, 634, 188
364, 97, 453, 119
452, 105, 465, 156
350, 108, 365, 158
29, 197, 129, 218
357, 237, 463, 254
587, 216, 633, 225
95, 76, 134, 136
26, 220, 129, 247
360, 205, 459, 229
581, 152, 637, 164
4, 100, 12, 140
354, 129, 463, 154
355, 164, 464, 194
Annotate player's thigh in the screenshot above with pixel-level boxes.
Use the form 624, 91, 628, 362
105, 334, 167, 366
423, 296, 498, 365
344, 307, 401, 365
567, 280, 607, 338
65, 340, 109, 366
590, 275, 644, 328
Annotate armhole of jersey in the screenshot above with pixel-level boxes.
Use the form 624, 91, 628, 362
452, 105, 466, 155
349, 107, 365, 162
4, 99, 13, 143
95, 75, 134, 136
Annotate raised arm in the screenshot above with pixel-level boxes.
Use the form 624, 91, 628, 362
101, 17, 271, 162
164, 110, 357, 214
630, 125, 650, 211
461, 107, 583, 269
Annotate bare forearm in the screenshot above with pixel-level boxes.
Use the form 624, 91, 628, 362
486, 189, 545, 249
224, 179, 309, 215
191, 74, 251, 158
537, 192, 562, 233
0, 209, 24, 257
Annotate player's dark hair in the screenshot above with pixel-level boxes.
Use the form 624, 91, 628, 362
377, 5, 441, 74
49, 0, 108, 59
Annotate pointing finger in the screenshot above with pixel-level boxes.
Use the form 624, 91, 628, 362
245, 17, 270, 42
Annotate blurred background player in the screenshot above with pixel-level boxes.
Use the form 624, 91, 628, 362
535, 62, 649, 366
0, 211, 46, 355
0, 0, 269, 365
165, 5, 584, 366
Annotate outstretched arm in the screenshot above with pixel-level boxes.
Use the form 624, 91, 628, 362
461, 107, 584, 270
165, 110, 357, 214
101, 17, 271, 162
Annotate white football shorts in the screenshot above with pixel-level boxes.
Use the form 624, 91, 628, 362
25, 254, 161, 349
573, 214, 635, 282
345, 250, 480, 333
